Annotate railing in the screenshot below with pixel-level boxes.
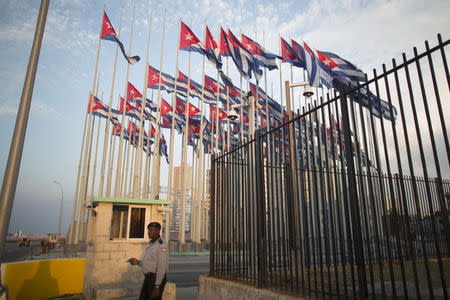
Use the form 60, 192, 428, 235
210, 34, 450, 299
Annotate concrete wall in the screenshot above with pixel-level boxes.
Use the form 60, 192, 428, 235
83, 202, 166, 299
1, 258, 86, 300
198, 275, 308, 300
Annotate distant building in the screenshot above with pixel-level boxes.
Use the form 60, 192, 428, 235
170, 165, 193, 236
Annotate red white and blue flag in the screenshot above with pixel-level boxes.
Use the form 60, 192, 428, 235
315, 50, 365, 83
88, 95, 119, 124
280, 37, 303, 68
127, 82, 157, 111
303, 41, 321, 87
100, 11, 140, 65
179, 22, 222, 70
204, 25, 222, 69
241, 34, 280, 70
224, 29, 262, 81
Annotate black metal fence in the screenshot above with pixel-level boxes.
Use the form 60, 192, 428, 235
210, 34, 450, 299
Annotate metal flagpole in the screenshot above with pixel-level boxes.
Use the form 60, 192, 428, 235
166, 18, 181, 213
89, 92, 104, 198
193, 45, 207, 242
239, 75, 244, 143
149, 10, 167, 200
127, 139, 136, 197
106, 122, 117, 197
214, 70, 221, 152
143, 89, 154, 199
68, 111, 88, 244
190, 146, 197, 242
178, 50, 192, 244
121, 131, 131, 197
75, 71, 101, 242
278, 35, 285, 163
73, 7, 105, 243
0, 0, 49, 260
114, 5, 136, 197
99, 7, 124, 197
133, 9, 153, 198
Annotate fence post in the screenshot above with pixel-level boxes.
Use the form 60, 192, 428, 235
339, 91, 368, 298
209, 154, 216, 276
254, 129, 267, 287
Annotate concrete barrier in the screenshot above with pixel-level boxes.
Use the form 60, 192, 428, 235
1, 258, 86, 300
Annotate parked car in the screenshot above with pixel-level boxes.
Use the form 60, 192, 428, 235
18, 237, 30, 247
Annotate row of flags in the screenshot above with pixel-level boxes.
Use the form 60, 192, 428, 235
100, 10, 397, 123
94, 10, 399, 162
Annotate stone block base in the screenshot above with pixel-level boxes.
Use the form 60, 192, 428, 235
198, 276, 306, 300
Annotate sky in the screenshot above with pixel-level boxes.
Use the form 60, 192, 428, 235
0, 0, 449, 234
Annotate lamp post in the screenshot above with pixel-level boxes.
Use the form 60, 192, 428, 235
54, 181, 64, 236
227, 91, 261, 138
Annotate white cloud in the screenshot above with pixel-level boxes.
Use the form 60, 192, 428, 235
0, 101, 57, 118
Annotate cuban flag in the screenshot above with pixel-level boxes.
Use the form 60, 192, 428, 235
219, 27, 231, 57
224, 29, 262, 81
160, 114, 185, 134
88, 95, 120, 123
147, 65, 176, 92
160, 99, 173, 116
315, 50, 365, 83
204, 25, 223, 69
179, 21, 207, 55
127, 121, 140, 137
280, 37, 304, 68
100, 11, 140, 65
241, 34, 280, 70
112, 123, 129, 140
303, 41, 321, 87
209, 104, 228, 124
127, 82, 157, 111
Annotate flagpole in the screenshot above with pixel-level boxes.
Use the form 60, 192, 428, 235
68, 111, 87, 244
75, 71, 101, 242
106, 124, 117, 197
72, 7, 104, 243
89, 92, 104, 198
149, 10, 167, 201
278, 34, 285, 163
121, 132, 130, 197
179, 48, 192, 244
133, 9, 153, 198
166, 18, 181, 214
193, 48, 207, 243
114, 5, 136, 198
143, 89, 155, 199
128, 139, 136, 197
214, 69, 221, 153
239, 75, 244, 143
99, 7, 124, 197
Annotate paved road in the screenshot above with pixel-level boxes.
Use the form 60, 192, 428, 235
3, 241, 42, 262
168, 255, 209, 287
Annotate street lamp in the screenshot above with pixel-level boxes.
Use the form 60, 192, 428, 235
226, 91, 262, 138
54, 181, 64, 236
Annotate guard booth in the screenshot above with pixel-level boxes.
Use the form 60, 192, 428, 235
83, 197, 174, 300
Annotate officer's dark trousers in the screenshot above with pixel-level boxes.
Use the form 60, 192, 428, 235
139, 272, 167, 300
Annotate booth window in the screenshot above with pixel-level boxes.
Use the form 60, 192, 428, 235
110, 205, 129, 239
129, 207, 146, 238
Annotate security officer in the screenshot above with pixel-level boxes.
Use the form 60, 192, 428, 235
128, 222, 169, 300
